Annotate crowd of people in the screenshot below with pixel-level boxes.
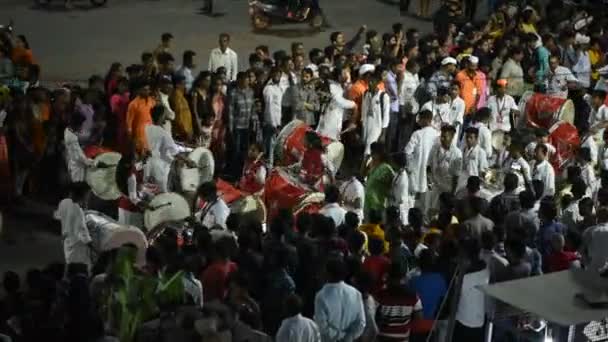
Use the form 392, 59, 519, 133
2, 0, 608, 341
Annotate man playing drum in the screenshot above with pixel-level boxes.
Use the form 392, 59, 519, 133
197, 181, 230, 230
64, 112, 99, 183
239, 143, 267, 194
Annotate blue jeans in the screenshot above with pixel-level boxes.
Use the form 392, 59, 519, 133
232, 128, 250, 178
263, 125, 278, 168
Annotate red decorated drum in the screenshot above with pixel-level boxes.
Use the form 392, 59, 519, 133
523, 93, 574, 129
216, 178, 244, 205
275, 119, 344, 170
264, 167, 316, 220
549, 121, 580, 172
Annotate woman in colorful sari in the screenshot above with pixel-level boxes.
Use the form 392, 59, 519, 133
208, 76, 227, 170
190, 72, 212, 144
363, 142, 395, 220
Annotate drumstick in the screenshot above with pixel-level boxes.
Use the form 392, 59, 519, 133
150, 202, 172, 211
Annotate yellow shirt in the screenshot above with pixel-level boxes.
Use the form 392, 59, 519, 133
589, 49, 601, 81
358, 223, 389, 254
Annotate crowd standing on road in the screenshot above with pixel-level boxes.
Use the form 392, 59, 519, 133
2, 0, 608, 341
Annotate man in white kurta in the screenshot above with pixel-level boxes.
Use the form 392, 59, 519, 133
339, 176, 365, 222
531, 144, 556, 197
145, 106, 184, 192
448, 83, 466, 143
197, 182, 230, 229
487, 80, 519, 133
428, 125, 463, 211
64, 116, 96, 182
389, 154, 411, 225
471, 108, 493, 163
361, 74, 390, 156
54, 184, 92, 267
317, 81, 356, 140
319, 185, 348, 227
458, 126, 489, 191
405, 110, 439, 198
420, 88, 451, 132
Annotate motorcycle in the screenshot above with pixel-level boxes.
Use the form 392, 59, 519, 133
248, 0, 323, 31
35, 0, 107, 7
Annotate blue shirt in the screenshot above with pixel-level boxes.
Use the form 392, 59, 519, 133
409, 272, 448, 319
537, 220, 565, 256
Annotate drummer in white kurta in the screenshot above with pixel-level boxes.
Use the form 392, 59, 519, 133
54, 182, 93, 268
197, 181, 230, 229
531, 143, 556, 197
428, 125, 462, 212
458, 126, 489, 191
316, 78, 356, 140
448, 82, 465, 143
487, 79, 519, 134
420, 87, 451, 132
389, 153, 411, 225
340, 176, 365, 222
64, 112, 97, 182
405, 110, 439, 202
145, 105, 190, 193
361, 71, 390, 156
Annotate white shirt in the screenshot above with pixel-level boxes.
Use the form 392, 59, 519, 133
459, 145, 489, 190
159, 92, 176, 133
340, 177, 365, 221
276, 314, 321, 342
399, 71, 420, 113
145, 124, 182, 192
472, 122, 493, 161
183, 272, 204, 308
532, 159, 555, 197
591, 104, 608, 139
54, 198, 92, 266
546, 65, 577, 99
208, 47, 238, 81
200, 198, 230, 229
448, 96, 466, 140
561, 199, 583, 231
175, 66, 195, 92
389, 168, 411, 225
599, 142, 608, 171
487, 94, 518, 132
502, 155, 532, 189
405, 126, 439, 193
314, 281, 366, 342
572, 51, 591, 89
581, 135, 598, 165
421, 100, 451, 131
263, 82, 284, 128
319, 202, 348, 227
455, 268, 490, 328
361, 90, 390, 155
429, 143, 463, 193
317, 81, 356, 140
64, 128, 95, 182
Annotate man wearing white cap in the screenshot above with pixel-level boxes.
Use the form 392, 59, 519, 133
346, 63, 377, 130
455, 56, 485, 115
427, 57, 457, 99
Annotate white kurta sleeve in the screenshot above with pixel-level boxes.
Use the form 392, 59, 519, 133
381, 92, 390, 129
74, 205, 92, 244
331, 84, 356, 109
127, 174, 140, 204
478, 149, 489, 173
405, 131, 420, 166
231, 52, 238, 82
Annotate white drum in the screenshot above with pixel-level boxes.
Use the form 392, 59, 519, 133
144, 192, 191, 230
86, 152, 122, 200
326, 141, 345, 173
179, 147, 215, 193
85, 210, 147, 266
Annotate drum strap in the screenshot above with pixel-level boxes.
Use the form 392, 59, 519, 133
199, 198, 218, 224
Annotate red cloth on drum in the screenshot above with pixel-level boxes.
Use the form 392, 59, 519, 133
83, 145, 113, 159
282, 124, 309, 166
118, 167, 143, 212
301, 149, 324, 185
525, 93, 567, 129
0, 133, 11, 203
239, 159, 265, 194
216, 179, 243, 205
549, 122, 580, 172
264, 169, 310, 219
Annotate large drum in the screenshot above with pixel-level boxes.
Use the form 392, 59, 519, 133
86, 152, 122, 201
264, 167, 324, 220
173, 146, 215, 193
203, 179, 267, 223
85, 210, 147, 266
274, 120, 345, 171
520, 91, 575, 129
549, 121, 580, 172
144, 192, 191, 230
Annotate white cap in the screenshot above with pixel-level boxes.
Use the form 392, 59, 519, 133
575, 33, 590, 45
441, 57, 457, 66
468, 55, 479, 64
359, 64, 375, 75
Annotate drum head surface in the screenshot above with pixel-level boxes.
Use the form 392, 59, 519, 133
180, 168, 200, 193
102, 227, 148, 266
189, 147, 215, 183
230, 195, 267, 223
491, 131, 505, 151
326, 141, 345, 171
144, 192, 191, 230
86, 152, 122, 200
274, 119, 305, 163
558, 100, 575, 125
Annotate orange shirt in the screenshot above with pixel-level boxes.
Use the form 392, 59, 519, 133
126, 96, 155, 153
455, 70, 484, 115
11, 47, 34, 65
347, 80, 385, 124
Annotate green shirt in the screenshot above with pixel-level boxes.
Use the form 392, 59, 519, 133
364, 162, 395, 215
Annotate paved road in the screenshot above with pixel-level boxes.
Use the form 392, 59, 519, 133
1, 0, 435, 83
0, 0, 436, 274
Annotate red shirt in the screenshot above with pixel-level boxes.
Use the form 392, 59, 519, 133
375, 286, 422, 341
362, 255, 391, 294
546, 250, 579, 273
200, 260, 238, 302
239, 158, 265, 194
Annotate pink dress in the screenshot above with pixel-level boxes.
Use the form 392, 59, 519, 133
210, 94, 226, 167
110, 92, 130, 153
